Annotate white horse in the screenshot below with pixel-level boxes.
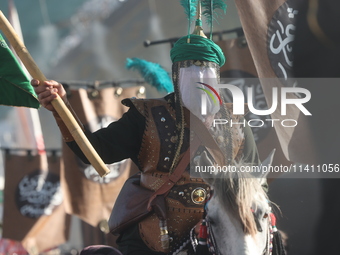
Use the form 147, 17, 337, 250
196, 150, 280, 255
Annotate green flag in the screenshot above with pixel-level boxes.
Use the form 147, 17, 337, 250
0, 32, 40, 108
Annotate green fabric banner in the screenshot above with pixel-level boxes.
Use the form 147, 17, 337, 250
0, 33, 39, 109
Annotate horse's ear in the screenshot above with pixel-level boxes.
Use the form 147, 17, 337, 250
252, 149, 276, 183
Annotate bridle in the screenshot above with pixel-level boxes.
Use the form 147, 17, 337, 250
206, 217, 221, 255
204, 212, 274, 255
193, 188, 275, 255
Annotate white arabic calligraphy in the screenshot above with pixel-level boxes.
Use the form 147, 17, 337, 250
18, 174, 62, 218
270, 21, 295, 67
268, 5, 298, 80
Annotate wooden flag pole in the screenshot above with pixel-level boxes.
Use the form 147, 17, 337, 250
0, 11, 110, 177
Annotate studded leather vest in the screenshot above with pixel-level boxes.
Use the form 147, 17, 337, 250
123, 95, 245, 253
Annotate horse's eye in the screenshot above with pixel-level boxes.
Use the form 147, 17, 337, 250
263, 213, 268, 219
207, 217, 215, 225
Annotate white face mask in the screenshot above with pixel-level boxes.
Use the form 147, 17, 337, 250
179, 65, 220, 122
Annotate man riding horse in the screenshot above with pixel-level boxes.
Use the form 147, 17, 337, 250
32, 1, 261, 254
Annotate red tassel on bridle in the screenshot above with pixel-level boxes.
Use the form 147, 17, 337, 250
196, 219, 209, 254
270, 213, 277, 232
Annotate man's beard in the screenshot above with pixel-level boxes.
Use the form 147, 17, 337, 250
179, 65, 220, 123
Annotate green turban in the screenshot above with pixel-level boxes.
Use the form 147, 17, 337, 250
170, 34, 226, 67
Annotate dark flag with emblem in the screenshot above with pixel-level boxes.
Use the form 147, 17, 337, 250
61, 84, 144, 228
233, 0, 317, 164
216, 34, 291, 177
2, 152, 70, 254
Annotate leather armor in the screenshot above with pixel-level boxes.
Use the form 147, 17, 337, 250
122, 96, 245, 253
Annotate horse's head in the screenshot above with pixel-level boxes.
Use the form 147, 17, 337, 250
199, 150, 275, 255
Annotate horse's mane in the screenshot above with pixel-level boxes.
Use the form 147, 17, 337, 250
211, 165, 268, 237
